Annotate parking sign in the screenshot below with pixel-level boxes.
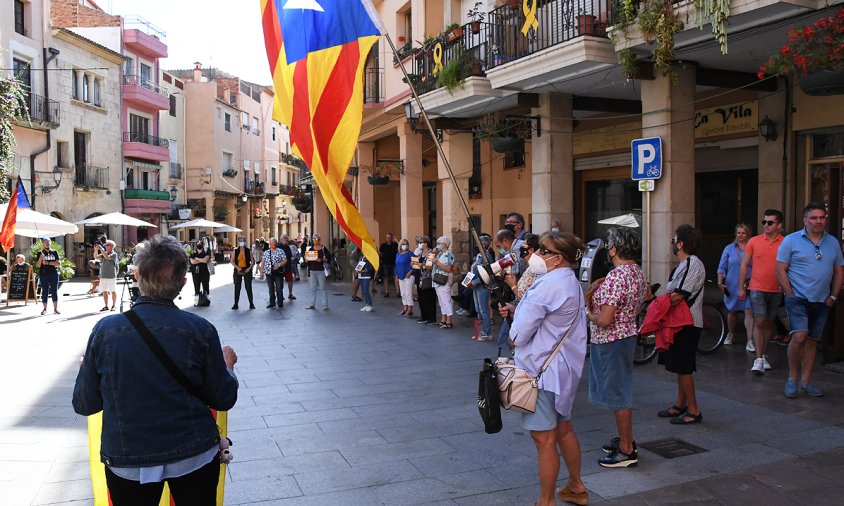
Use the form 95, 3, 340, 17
631, 137, 662, 180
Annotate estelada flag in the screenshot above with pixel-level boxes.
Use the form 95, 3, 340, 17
0, 176, 31, 251
261, 0, 384, 270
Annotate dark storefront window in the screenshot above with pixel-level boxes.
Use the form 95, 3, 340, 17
584, 178, 642, 250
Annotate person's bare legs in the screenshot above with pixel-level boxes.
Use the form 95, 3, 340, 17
351, 278, 360, 298
614, 408, 634, 454
743, 308, 754, 345
674, 374, 699, 421
727, 311, 738, 337
530, 429, 559, 506
556, 421, 586, 493
787, 331, 809, 382
102, 291, 109, 308
754, 317, 772, 360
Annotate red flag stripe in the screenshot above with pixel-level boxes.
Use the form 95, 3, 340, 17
261, 1, 282, 73
290, 62, 315, 167
335, 203, 363, 247
311, 41, 360, 175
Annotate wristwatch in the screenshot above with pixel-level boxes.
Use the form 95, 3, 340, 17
829, 295, 838, 302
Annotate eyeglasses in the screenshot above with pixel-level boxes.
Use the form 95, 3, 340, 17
606, 242, 615, 250
538, 247, 562, 256
519, 248, 531, 258
671, 238, 679, 244
761, 220, 779, 226
815, 245, 822, 261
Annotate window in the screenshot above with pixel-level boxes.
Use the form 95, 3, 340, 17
216, 107, 221, 119
169, 95, 176, 117
222, 152, 233, 171
243, 160, 251, 172
224, 112, 231, 132
82, 74, 89, 102
252, 117, 259, 135
272, 126, 276, 141
92, 78, 101, 107
254, 161, 260, 175
72, 70, 79, 99
271, 166, 277, 185
124, 58, 133, 77
403, 10, 412, 44
57, 141, 69, 169
129, 113, 149, 142
14, 0, 25, 36
241, 112, 249, 129
140, 63, 151, 85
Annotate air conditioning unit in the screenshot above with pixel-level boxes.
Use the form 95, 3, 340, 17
205, 167, 212, 175
119, 180, 126, 190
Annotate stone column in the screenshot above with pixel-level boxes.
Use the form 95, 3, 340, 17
438, 131, 472, 266
239, 198, 250, 240
531, 93, 573, 232
641, 65, 696, 284
268, 195, 278, 239
757, 83, 789, 226
357, 142, 379, 242
399, 124, 424, 240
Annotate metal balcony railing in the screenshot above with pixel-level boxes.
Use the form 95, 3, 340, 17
123, 15, 167, 41
244, 180, 265, 194
74, 165, 109, 189
364, 67, 384, 104
16, 93, 60, 128
168, 162, 182, 179
410, 21, 494, 95
278, 184, 299, 196
123, 131, 169, 148
123, 75, 169, 98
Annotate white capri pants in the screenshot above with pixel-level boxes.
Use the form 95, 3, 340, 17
398, 276, 415, 306
434, 283, 454, 316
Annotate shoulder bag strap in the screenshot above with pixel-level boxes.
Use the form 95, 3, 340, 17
124, 310, 207, 404
536, 291, 582, 379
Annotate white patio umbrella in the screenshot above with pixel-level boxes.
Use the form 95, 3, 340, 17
170, 219, 228, 229
214, 225, 243, 233
0, 204, 79, 238
597, 213, 640, 228
75, 212, 158, 228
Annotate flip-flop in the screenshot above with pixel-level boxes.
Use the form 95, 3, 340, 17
670, 412, 703, 425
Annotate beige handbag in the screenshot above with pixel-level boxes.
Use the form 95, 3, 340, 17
495, 304, 579, 414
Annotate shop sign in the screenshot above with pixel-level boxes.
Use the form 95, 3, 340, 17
694, 101, 757, 139
178, 208, 192, 220
573, 122, 641, 156
631, 137, 662, 180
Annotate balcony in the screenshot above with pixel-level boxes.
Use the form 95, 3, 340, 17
278, 184, 299, 196
168, 162, 182, 179
123, 132, 169, 162
123, 16, 168, 58
124, 188, 171, 214
13, 93, 60, 130
244, 180, 265, 195
364, 68, 384, 104
74, 165, 109, 189
123, 75, 170, 110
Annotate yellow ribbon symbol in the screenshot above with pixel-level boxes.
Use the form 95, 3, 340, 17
432, 43, 444, 76
521, 0, 538, 36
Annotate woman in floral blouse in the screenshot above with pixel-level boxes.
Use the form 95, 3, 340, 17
586, 227, 647, 469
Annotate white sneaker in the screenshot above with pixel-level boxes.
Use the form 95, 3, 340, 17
751, 358, 765, 375
478, 333, 492, 342
762, 355, 772, 370
360, 305, 369, 312
361, 305, 374, 312
724, 333, 734, 345
746, 340, 756, 353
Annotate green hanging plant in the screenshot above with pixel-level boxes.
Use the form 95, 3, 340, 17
437, 58, 469, 93
0, 71, 30, 203
636, 0, 683, 82
619, 48, 639, 79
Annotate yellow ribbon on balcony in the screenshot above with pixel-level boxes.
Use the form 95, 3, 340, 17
521, 0, 539, 36
432, 43, 444, 76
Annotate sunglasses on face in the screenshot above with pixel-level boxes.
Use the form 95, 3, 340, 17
761, 220, 779, 226
519, 248, 531, 258
815, 245, 822, 261
538, 247, 562, 257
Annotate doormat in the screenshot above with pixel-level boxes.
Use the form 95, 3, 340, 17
639, 438, 707, 459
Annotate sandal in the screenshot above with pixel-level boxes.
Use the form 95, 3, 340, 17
557, 485, 589, 505
670, 411, 703, 425
41, 309, 47, 315
657, 405, 686, 418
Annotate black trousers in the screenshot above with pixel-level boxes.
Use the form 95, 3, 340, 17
233, 271, 253, 304
418, 287, 437, 322
192, 272, 209, 295
104, 453, 219, 506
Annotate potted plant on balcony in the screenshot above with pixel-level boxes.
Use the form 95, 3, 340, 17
757, 7, 844, 96
436, 57, 469, 93
222, 168, 238, 177
445, 23, 464, 42
476, 114, 531, 153
212, 205, 229, 222
577, 11, 597, 36
468, 2, 485, 34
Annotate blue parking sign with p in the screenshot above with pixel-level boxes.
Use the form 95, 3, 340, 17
631, 137, 662, 180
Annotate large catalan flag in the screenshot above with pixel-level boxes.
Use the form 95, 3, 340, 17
0, 176, 30, 251
261, 0, 383, 270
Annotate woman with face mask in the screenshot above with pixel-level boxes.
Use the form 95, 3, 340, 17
395, 239, 415, 317
585, 227, 648, 468
432, 236, 455, 328
230, 236, 255, 310
501, 231, 590, 506
189, 240, 211, 299
416, 236, 437, 325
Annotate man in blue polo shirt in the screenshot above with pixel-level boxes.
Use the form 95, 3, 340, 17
776, 202, 844, 399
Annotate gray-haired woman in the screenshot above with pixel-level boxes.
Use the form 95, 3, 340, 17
432, 235, 455, 329
73, 234, 239, 503
586, 227, 648, 468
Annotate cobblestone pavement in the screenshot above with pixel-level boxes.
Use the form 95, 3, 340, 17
2, 264, 843, 505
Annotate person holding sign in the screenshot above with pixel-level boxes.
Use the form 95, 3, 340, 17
97, 240, 119, 312
396, 238, 414, 317
304, 234, 332, 310
36, 239, 62, 315
356, 256, 376, 312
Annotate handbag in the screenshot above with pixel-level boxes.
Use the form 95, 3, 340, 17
123, 310, 233, 462
194, 293, 211, 307
432, 272, 449, 286
420, 276, 433, 289
494, 297, 580, 413
477, 358, 503, 434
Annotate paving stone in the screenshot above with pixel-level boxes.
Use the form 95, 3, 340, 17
264, 407, 360, 428
228, 450, 349, 481
293, 460, 423, 494
340, 438, 457, 467
224, 475, 302, 504
31, 478, 93, 505
694, 472, 797, 506
241, 488, 385, 505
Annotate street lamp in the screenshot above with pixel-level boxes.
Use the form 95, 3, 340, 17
241, 194, 248, 203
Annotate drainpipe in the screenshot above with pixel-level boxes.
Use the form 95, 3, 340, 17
29, 47, 60, 210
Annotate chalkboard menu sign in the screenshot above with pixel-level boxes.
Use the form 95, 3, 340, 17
6, 265, 34, 305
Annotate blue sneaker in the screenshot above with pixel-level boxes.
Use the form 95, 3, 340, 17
784, 379, 799, 398
799, 383, 824, 397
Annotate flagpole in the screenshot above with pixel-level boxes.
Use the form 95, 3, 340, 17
382, 33, 486, 263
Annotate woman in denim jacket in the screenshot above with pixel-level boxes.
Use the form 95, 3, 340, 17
73, 234, 239, 504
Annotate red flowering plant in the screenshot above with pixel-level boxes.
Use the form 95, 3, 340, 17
757, 7, 844, 79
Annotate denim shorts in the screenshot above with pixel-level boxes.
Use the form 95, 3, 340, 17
588, 336, 635, 410
749, 290, 781, 320
520, 389, 570, 432
784, 296, 830, 341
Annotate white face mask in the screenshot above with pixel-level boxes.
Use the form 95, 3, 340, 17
401, 244, 408, 251
528, 253, 549, 275
550, 227, 560, 233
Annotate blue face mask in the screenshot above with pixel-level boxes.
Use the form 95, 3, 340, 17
498, 247, 507, 256
239, 241, 246, 247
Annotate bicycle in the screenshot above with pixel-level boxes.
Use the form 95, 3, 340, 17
330, 249, 344, 281
633, 283, 728, 364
